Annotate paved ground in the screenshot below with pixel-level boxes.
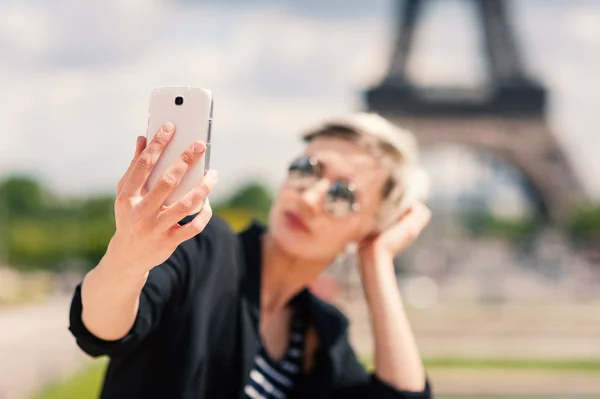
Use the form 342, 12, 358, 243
0, 296, 90, 399
336, 292, 600, 396
429, 369, 600, 396
1, 293, 599, 398
339, 294, 600, 359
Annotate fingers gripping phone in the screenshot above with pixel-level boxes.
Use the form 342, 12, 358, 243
145, 86, 213, 214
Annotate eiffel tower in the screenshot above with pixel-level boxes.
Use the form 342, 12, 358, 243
365, 0, 584, 221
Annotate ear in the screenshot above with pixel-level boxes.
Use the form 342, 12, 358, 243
376, 166, 430, 231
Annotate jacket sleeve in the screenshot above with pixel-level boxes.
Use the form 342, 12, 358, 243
330, 331, 432, 399
68, 215, 225, 358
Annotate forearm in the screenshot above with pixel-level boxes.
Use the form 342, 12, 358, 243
360, 252, 426, 392
81, 240, 149, 341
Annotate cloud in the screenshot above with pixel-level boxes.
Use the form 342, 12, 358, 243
0, 0, 599, 207
566, 6, 600, 45
0, 0, 391, 199
0, 3, 55, 69
176, 0, 390, 20
0, 0, 164, 71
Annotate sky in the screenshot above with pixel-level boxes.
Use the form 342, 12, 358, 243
1, 0, 599, 216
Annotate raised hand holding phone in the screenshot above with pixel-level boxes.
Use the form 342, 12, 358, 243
107, 86, 216, 274
80, 87, 217, 342
109, 122, 217, 274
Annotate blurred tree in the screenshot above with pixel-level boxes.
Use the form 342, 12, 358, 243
566, 204, 600, 246
462, 212, 541, 241
213, 208, 258, 232
223, 182, 273, 218
2, 175, 275, 271
0, 175, 48, 216
78, 196, 115, 221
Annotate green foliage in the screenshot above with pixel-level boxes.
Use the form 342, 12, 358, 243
361, 356, 600, 372
219, 182, 273, 223
30, 360, 107, 399
462, 212, 541, 241
424, 357, 600, 371
0, 174, 273, 271
212, 207, 261, 232
566, 204, 600, 243
0, 175, 49, 216
462, 204, 600, 244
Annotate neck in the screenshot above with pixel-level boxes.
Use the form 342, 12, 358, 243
260, 233, 331, 316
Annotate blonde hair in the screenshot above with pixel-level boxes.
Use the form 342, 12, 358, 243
302, 112, 430, 230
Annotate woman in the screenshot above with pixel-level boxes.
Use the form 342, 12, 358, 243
69, 113, 432, 399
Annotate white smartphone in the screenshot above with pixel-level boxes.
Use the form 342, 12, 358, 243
145, 86, 213, 214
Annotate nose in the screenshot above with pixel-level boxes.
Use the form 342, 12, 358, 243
299, 179, 327, 216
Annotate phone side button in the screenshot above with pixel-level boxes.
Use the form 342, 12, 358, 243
207, 119, 212, 144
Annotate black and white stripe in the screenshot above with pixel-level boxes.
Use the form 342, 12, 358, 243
244, 314, 306, 399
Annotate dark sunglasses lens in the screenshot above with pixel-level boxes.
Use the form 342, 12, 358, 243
288, 156, 317, 175
325, 181, 356, 217
288, 156, 319, 188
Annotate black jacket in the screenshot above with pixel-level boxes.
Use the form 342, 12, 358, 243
69, 216, 432, 399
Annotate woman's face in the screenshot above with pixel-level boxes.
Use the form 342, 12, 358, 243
268, 137, 390, 262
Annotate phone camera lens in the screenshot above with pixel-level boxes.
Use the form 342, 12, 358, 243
175, 96, 184, 105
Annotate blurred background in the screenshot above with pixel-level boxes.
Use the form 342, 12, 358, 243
1, 0, 599, 398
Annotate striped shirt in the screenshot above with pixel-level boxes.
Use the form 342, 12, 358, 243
244, 316, 306, 399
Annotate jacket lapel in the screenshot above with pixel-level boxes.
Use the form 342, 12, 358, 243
237, 298, 259, 399
237, 221, 263, 398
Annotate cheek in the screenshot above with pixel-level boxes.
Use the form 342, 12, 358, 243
275, 186, 299, 206
310, 219, 366, 253
335, 214, 377, 244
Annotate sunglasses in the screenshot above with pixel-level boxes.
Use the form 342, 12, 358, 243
287, 155, 360, 217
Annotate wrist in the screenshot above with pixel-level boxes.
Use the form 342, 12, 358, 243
359, 244, 394, 267
100, 236, 151, 280
359, 249, 396, 297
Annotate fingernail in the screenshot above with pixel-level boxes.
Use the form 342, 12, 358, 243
162, 122, 174, 134
194, 141, 205, 153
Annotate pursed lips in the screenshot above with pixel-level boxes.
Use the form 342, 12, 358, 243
283, 211, 311, 234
